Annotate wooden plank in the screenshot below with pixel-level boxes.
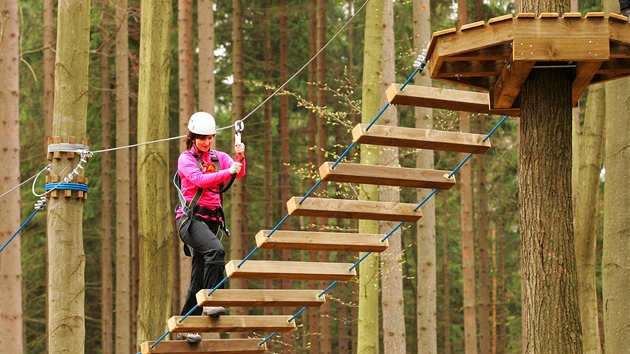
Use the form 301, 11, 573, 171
609, 13, 629, 22
140, 339, 266, 354
562, 12, 583, 18
460, 20, 485, 31
514, 15, 608, 39
286, 196, 423, 223
196, 288, 326, 307
515, 13, 536, 18
572, 60, 604, 105
319, 161, 456, 190
585, 12, 605, 18
488, 14, 514, 24
352, 124, 491, 154
386, 83, 517, 116
539, 12, 560, 18
255, 229, 389, 252
168, 315, 296, 333
493, 59, 534, 109
225, 260, 356, 281
512, 38, 609, 61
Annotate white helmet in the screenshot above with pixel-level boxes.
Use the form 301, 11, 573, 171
188, 112, 216, 135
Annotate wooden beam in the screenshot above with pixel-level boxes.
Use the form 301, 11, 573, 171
512, 38, 609, 61
168, 315, 296, 333
572, 60, 604, 105
492, 58, 534, 109
196, 288, 326, 307
286, 196, 423, 223
319, 161, 456, 189
225, 260, 356, 281
352, 124, 491, 154
386, 84, 517, 116
140, 339, 267, 354
255, 229, 389, 252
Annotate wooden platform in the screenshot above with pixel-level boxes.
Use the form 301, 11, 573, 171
426, 13, 630, 111
286, 196, 423, 222
352, 124, 491, 154
255, 229, 389, 252
140, 339, 267, 353
319, 162, 456, 190
226, 260, 356, 281
196, 288, 326, 307
386, 84, 520, 116
168, 315, 296, 333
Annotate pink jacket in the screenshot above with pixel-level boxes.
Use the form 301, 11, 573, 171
176, 147, 246, 218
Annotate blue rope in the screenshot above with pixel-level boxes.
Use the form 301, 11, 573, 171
44, 182, 88, 192
0, 209, 41, 254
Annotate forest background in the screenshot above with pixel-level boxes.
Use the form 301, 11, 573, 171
0, 0, 621, 353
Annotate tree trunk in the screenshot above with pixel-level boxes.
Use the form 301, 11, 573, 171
44, 0, 55, 142
48, 0, 91, 351
413, 0, 437, 352
497, 219, 506, 354
198, 0, 215, 115
460, 112, 477, 354
0, 0, 23, 351
229, 0, 247, 329
136, 0, 173, 347
603, 78, 630, 354
380, 1, 406, 353
99, 1, 114, 352
440, 193, 451, 354
575, 84, 604, 354
519, 68, 582, 354
177, 0, 195, 315
477, 115, 491, 354
357, 1, 383, 353
115, 0, 132, 351
307, 1, 320, 351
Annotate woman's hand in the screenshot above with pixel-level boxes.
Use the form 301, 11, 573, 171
235, 143, 245, 158
228, 162, 243, 175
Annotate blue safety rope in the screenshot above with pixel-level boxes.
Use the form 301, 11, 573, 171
0, 208, 43, 253
44, 182, 89, 193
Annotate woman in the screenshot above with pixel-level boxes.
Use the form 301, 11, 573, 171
175, 111, 245, 343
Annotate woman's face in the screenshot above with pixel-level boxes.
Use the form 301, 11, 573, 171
194, 135, 215, 152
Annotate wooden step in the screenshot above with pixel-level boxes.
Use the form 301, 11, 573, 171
287, 197, 422, 222
319, 162, 456, 190
255, 229, 389, 252
168, 315, 296, 333
352, 123, 491, 154
140, 339, 266, 353
385, 83, 520, 116
225, 260, 356, 281
196, 288, 326, 307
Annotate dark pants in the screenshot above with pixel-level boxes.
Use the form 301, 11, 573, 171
178, 217, 226, 316
622, 0, 630, 9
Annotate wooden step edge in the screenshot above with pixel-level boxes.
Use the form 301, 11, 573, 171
196, 288, 326, 307
255, 229, 389, 252
386, 84, 519, 117
168, 315, 296, 333
287, 197, 423, 223
352, 123, 492, 154
319, 161, 456, 190
141, 338, 267, 354
225, 260, 357, 281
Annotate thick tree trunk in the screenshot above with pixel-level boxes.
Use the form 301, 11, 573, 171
603, 78, 630, 354
115, 0, 132, 351
575, 84, 604, 354
48, 0, 91, 352
519, 68, 582, 354
136, 0, 173, 347
440, 193, 451, 354
0, 0, 23, 351
413, 0, 437, 352
99, 2, 114, 352
357, 1, 383, 353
